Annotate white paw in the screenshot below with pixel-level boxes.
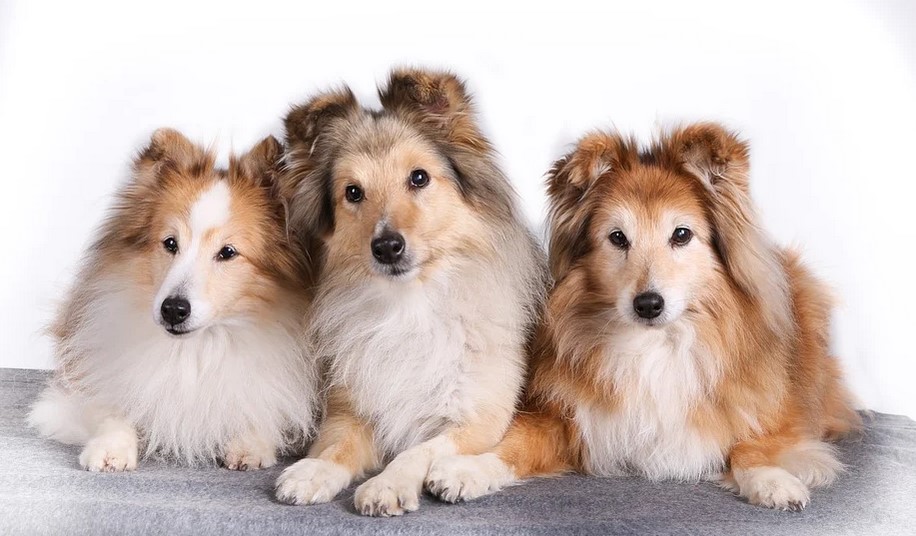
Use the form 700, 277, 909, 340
426, 453, 514, 503
223, 438, 277, 471
354, 472, 422, 517
79, 435, 138, 472
735, 466, 811, 511
275, 458, 350, 505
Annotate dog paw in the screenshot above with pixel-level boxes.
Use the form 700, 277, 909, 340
223, 438, 277, 471
275, 458, 350, 505
426, 453, 513, 503
736, 466, 811, 511
354, 473, 421, 517
79, 435, 138, 472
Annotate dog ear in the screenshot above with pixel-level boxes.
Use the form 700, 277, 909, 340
131, 128, 214, 190
281, 88, 358, 238
236, 135, 282, 183
547, 132, 633, 280
379, 67, 486, 151
284, 87, 358, 153
668, 122, 792, 333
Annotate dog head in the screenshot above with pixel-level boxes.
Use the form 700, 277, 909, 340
281, 68, 516, 283
547, 123, 789, 330
101, 129, 302, 336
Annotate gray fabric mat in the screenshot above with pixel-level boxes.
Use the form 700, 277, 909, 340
2, 368, 914, 535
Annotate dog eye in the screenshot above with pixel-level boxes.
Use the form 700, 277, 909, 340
671, 227, 693, 246
345, 185, 364, 203
162, 236, 178, 254
409, 169, 430, 189
609, 230, 629, 249
217, 245, 237, 261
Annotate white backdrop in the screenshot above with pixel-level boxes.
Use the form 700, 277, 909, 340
1, 1, 914, 417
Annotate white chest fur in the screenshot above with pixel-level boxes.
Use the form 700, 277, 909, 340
314, 267, 525, 458
574, 323, 725, 481
66, 285, 316, 464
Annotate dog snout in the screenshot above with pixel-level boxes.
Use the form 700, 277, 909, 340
633, 291, 665, 319
161, 296, 191, 326
371, 231, 406, 265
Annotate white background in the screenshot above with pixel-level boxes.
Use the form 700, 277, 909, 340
1, 1, 914, 417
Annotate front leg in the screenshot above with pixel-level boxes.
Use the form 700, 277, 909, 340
426, 405, 574, 503
222, 433, 277, 471
276, 388, 380, 505
78, 416, 139, 472
355, 410, 513, 517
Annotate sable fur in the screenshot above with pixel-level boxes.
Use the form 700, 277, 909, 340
425, 122, 860, 511
274, 68, 547, 516
28, 130, 320, 468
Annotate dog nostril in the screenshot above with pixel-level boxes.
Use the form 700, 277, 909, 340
633, 292, 665, 320
371, 232, 406, 265
161, 297, 191, 326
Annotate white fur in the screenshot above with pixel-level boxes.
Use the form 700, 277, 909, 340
276, 458, 353, 505
426, 452, 517, 503
731, 466, 811, 510
152, 180, 232, 331
355, 435, 455, 516
777, 439, 843, 488
29, 275, 317, 465
77, 416, 138, 472
310, 251, 533, 459
573, 322, 726, 480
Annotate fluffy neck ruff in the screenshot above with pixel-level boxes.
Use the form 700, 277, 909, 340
60, 283, 316, 465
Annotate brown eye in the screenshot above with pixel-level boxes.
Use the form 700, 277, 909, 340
671, 227, 693, 246
217, 245, 237, 261
163, 236, 178, 254
345, 185, 364, 203
409, 169, 430, 189
609, 230, 629, 249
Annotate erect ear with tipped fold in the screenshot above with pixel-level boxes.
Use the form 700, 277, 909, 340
547, 132, 635, 280
236, 135, 282, 184
379, 67, 487, 151
133, 128, 212, 183
668, 122, 792, 333
284, 87, 358, 153
281, 88, 359, 238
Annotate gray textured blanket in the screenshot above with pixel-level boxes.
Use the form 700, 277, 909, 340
2, 368, 914, 535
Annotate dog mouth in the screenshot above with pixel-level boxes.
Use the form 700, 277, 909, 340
164, 325, 197, 337
374, 261, 419, 279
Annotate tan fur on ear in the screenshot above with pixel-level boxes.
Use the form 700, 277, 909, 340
546, 132, 636, 280
281, 88, 360, 238
666, 122, 793, 334
144, 128, 204, 163
236, 135, 282, 183
284, 88, 358, 153
131, 128, 213, 189
379, 67, 486, 151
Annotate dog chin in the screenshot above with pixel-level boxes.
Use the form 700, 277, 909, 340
372, 263, 420, 281
160, 322, 199, 337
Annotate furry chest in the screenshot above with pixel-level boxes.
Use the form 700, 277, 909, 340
574, 402, 725, 481
575, 324, 726, 481
334, 318, 479, 456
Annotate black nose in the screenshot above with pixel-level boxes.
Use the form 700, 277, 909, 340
160, 297, 191, 326
371, 232, 406, 265
633, 292, 665, 319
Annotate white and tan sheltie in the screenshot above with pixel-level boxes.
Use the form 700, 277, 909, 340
425, 123, 861, 510
273, 68, 547, 516
28, 129, 319, 470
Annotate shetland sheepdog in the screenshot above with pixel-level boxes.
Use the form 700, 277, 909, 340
273, 68, 546, 516
28, 129, 319, 470
425, 123, 861, 510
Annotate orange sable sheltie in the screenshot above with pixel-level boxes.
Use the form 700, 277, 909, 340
28, 129, 319, 470
425, 122, 861, 510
